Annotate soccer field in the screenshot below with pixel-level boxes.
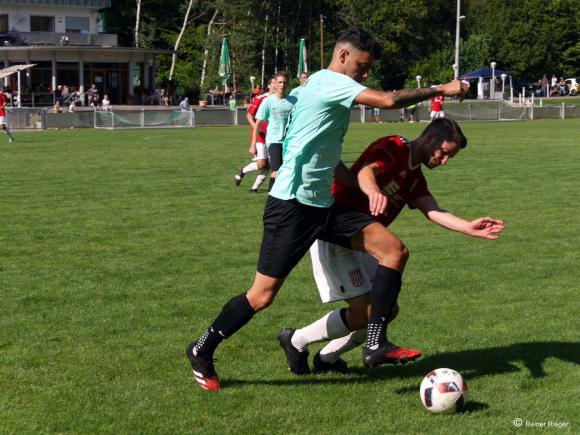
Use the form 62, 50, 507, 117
1, 120, 579, 434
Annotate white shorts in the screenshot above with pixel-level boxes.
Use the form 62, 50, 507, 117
0, 116, 5, 125
310, 240, 378, 303
430, 111, 445, 119
254, 141, 269, 161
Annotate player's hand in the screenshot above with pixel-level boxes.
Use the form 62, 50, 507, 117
439, 80, 469, 101
368, 191, 388, 216
468, 216, 505, 239
249, 143, 257, 158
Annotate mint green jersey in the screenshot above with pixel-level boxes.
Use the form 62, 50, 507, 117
289, 85, 305, 99
270, 69, 366, 207
256, 95, 297, 145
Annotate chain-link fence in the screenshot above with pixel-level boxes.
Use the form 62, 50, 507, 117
6, 101, 578, 130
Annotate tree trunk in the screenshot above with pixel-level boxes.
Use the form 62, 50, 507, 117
261, 12, 269, 87
134, 0, 142, 48
274, 0, 281, 73
169, 0, 196, 81
200, 9, 219, 91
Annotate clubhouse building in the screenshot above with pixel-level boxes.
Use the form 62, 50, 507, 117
0, 0, 170, 104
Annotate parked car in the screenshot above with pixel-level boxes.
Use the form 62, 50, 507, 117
564, 78, 578, 96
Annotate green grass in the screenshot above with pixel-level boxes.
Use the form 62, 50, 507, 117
1, 120, 579, 434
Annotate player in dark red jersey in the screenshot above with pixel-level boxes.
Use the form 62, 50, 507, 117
430, 95, 445, 120
278, 118, 505, 374
234, 78, 275, 192
0, 88, 15, 143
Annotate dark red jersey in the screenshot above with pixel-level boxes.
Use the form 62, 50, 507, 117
333, 136, 431, 227
0, 92, 6, 117
247, 93, 269, 143
430, 96, 444, 112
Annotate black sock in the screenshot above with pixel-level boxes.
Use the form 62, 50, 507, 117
268, 177, 275, 191
366, 266, 402, 350
194, 293, 256, 356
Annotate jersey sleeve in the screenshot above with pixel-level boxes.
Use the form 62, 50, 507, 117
407, 171, 431, 208
323, 73, 367, 109
247, 97, 260, 116
256, 99, 269, 121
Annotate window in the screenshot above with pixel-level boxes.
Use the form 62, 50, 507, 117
0, 15, 8, 33
66, 17, 90, 34
30, 16, 55, 32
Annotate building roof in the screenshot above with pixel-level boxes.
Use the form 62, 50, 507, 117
0, 0, 110, 7
0, 46, 172, 55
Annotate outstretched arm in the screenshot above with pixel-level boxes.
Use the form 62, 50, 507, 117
357, 163, 388, 216
355, 80, 468, 109
415, 195, 505, 240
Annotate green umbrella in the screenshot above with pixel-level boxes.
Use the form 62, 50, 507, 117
297, 38, 308, 78
218, 37, 231, 92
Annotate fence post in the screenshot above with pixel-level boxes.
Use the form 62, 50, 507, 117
43, 108, 48, 129
189, 109, 194, 127
498, 101, 501, 120
140, 108, 145, 128
529, 104, 534, 120
468, 103, 472, 121
561, 102, 565, 120
191, 110, 195, 127
360, 105, 365, 123
234, 107, 238, 125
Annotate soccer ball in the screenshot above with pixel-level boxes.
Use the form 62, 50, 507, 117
419, 368, 468, 413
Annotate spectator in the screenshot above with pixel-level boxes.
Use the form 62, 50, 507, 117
53, 100, 63, 113
559, 77, 567, 96
54, 85, 63, 104
101, 94, 111, 111
161, 88, 170, 106
372, 107, 382, 123
551, 74, 557, 87
179, 96, 190, 112
228, 94, 236, 111
251, 84, 262, 97
88, 84, 99, 104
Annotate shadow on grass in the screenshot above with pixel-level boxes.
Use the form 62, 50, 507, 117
221, 341, 579, 389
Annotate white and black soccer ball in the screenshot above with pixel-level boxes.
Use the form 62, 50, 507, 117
419, 368, 468, 413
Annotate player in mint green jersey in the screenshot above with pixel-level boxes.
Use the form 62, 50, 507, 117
187, 28, 469, 392
251, 71, 297, 191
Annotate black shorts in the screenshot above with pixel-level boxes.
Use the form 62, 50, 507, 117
268, 143, 283, 171
257, 196, 375, 278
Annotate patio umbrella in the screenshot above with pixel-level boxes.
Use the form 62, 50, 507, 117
297, 38, 308, 78
218, 37, 231, 93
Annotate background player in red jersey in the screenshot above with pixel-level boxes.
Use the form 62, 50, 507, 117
277, 119, 505, 374
0, 88, 15, 143
234, 78, 275, 192
430, 94, 445, 120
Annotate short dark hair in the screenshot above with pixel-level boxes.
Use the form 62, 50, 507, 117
336, 28, 382, 60
274, 71, 289, 80
420, 118, 468, 149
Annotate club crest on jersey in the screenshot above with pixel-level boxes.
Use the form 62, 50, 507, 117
348, 268, 365, 287
382, 180, 400, 196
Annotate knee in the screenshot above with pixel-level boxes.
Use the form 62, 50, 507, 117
377, 239, 409, 266
257, 160, 267, 170
247, 286, 277, 311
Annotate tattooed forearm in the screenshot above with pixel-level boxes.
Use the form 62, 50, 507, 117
390, 87, 440, 108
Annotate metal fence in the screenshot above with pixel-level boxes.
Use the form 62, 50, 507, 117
6, 101, 578, 130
